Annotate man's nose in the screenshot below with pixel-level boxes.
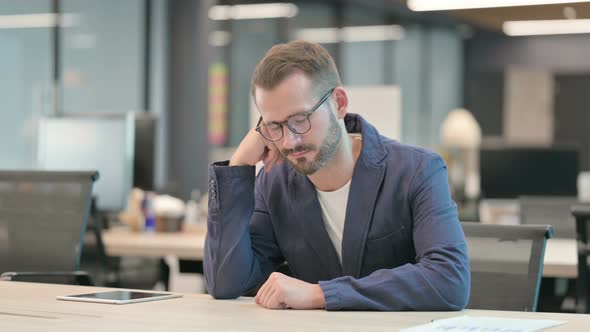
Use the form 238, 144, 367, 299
282, 128, 302, 150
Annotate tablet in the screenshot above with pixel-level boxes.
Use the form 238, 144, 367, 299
56, 290, 182, 305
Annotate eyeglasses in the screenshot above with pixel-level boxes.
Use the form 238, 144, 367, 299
255, 88, 335, 141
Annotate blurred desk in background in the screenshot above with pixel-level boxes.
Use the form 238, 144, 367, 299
101, 224, 206, 260
544, 238, 578, 279
99, 224, 207, 291
101, 223, 577, 278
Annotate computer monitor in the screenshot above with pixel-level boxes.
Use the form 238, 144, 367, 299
480, 146, 579, 199
37, 114, 135, 211
133, 114, 156, 191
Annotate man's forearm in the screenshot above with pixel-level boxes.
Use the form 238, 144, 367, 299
318, 244, 470, 311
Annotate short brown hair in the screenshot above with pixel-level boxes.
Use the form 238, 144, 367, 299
251, 40, 342, 99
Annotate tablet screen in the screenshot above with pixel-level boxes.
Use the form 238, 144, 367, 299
57, 290, 182, 304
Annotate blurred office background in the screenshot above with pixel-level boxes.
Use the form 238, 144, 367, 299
3, 0, 590, 311
4, 0, 590, 203
1, 0, 466, 203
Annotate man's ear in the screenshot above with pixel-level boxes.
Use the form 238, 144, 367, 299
333, 87, 348, 119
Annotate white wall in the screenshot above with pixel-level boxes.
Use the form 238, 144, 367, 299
346, 85, 401, 140
503, 66, 554, 145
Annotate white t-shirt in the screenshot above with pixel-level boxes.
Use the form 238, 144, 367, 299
316, 179, 351, 264
315, 134, 362, 263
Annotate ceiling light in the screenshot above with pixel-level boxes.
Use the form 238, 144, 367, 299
503, 18, 590, 35
342, 25, 405, 42
295, 27, 340, 43
0, 13, 77, 29
407, 0, 587, 11
295, 25, 405, 43
209, 3, 298, 20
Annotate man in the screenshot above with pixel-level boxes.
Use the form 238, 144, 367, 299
204, 40, 470, 311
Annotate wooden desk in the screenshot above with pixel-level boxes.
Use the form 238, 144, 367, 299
101, 224, 206, 260
1, 281, 589, 331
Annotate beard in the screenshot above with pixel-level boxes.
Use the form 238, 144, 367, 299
281, 110, 342, 175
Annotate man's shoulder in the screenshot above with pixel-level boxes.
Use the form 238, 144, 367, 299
380, 136, 442, 165
376, 138, 448, 192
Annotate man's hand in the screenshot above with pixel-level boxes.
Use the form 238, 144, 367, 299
254, 272, 326, 310
229, 127, 283, 171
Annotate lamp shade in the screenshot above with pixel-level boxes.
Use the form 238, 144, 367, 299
440, 108, 482, 149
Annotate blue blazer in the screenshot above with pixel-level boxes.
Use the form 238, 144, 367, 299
204, 113, 470, 311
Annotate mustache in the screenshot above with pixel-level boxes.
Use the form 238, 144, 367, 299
282, 144, 316, 156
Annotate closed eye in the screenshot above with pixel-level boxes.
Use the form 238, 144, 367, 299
289, 114, 309, 123
264, 123, 282, 130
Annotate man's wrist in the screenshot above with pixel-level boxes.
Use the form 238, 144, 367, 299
312, 284, 326, 309
229, 154, 249, 167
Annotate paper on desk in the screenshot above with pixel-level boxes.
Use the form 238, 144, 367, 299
401, 315, 566, 332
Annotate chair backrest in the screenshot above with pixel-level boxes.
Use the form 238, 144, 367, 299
571, 205, 590, 313
519, 196, 578, 238
462, 222, 553, 311
0, 171, 98, 273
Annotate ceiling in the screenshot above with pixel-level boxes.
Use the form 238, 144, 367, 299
223, 1, 590, 32
402, 1, 590, 31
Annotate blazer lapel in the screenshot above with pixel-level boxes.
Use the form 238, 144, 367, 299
288, 168, 342, 278
341, 159, 385, 277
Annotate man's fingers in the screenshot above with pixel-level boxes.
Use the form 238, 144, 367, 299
258, 146, 269, 164
262, 287, 288, 310
270, 148, 282, 165
263, 155, 276, 171
262, 287, 278, 309
255, 280, 271, 305
264, 147, 283, 172
263, 152, 277, 171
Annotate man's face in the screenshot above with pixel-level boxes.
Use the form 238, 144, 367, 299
255, 72, 342, 175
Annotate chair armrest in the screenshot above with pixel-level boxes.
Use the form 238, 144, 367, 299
1, 271, 94, 286
572, 204, 590, 219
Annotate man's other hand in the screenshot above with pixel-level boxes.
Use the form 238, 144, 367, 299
254, 272, 326, 310
229, 127, 283, 171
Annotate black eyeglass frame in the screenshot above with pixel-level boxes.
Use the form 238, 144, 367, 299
255, 88, 336, 141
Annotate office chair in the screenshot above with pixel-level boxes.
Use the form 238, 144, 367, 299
519, 196, 578, 238
0, 170, 98, 285
571, 205, 590, 313
462, 222, 553, 311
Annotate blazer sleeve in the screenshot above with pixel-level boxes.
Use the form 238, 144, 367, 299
204, 161, 284, 299
318, 155, 471, 311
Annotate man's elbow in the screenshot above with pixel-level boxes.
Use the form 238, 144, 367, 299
209, 290, 241, 300
206, 283, 242, 300
440, 269, 470, 311
204, 272, 240, 299
204, 263, 260, 300
443, 288, 469, 311
436, 246, 471, 311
